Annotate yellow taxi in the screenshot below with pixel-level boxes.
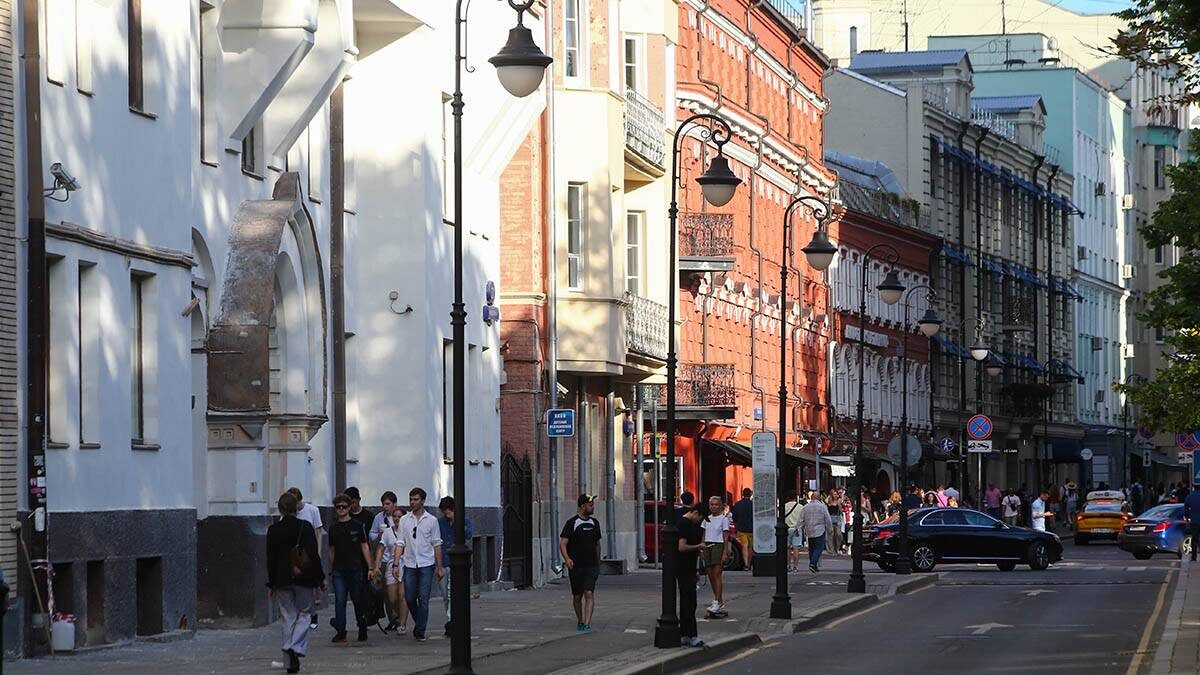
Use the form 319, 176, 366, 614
1075, 490, 1132, 545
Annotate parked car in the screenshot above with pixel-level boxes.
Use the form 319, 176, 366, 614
641, 500, 743, 570
1074, 499, 1132, 545
1117, 503, 1192, 559
863, 507, 1063, 573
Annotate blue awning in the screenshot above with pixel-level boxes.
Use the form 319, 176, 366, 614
932, 335, 966, 359
941, 244, 974, 267
1010, 265, 1046, 287
1011, 353, 1047, 373
981, 257, 1010, 277
985, 352, 1008, 367
1048, 359, 1085, 384
1050, 277, 1084, 301
979, 160, 1002, 176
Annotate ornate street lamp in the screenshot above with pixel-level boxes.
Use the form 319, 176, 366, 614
655, 113, 740, 649
894, 287, 939, 575
446, 2, 550, 673
773, 194, 836, 619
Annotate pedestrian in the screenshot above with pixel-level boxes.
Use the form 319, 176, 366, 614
268, 491, 323, 673
560, 494, 602, 632
1002, 489, 1021, 527
985, 483, 1003, 520
675, 503, 707, 648
1182, 488, 1200, 562
1031, 489, 1054, 532
1131, 481, 1144, 515
783, 491, 804, 571
801, 490, 834, 572
922, 491, 939, 508
840, 491, 853, 553
287, 487, 325, 632
884, 491, 902, 521
327, 493, 373, 643
675, 490, 695, 523
1065, 483, 1078, 526
825, 491, 843, 555
344, 487, 376, 536
399, 487, 443, 642
369, 491, 400, 545
944, 485, 960, 503
947, 497, 960, 508
700, 495, 731, 617
730, 488, 754, 570
373, 505, 408, 634
437, 496, 473, 637
934, 485, 949, 507
902, 485, 922, 512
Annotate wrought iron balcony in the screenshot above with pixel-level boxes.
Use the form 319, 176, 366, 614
679, 212, 735, 272
764, 0, 806, 30
838, 181, 921, 230
624, 292, 668, 361
624, 88, 666, 172
663, 363, 737, 408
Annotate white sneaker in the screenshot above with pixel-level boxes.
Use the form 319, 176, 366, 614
707, 601, 719, 613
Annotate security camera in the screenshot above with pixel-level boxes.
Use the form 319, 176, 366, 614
49, 163, 80, 192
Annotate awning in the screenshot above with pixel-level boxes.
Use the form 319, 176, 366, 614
1010, 265, 1046, 287
701, 438, 752, 464
1050, 277, 1084, 301
985, 352, 1008, 368
941, 243, 975, 267
981, 257, 1010, 277
932, 334, 966, 359
1048, 359, 1085, 384
1009, 353, 1047, 374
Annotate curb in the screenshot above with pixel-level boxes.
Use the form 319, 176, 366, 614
744, 592, 879, 635
890, 573, 939, 596
1151, 564, 1187, 674
604, 633, 763, 675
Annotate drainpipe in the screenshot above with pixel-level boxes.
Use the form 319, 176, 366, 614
330, 84, 347, 494
606, 385, 616, 555
22, 0, 51, 640
544, 6, 561, 571
1043, 164, 1059, 493
744, 10, 772, 433
973, 126, 988, 506
954, 122, 968, 492
1030, 154, 1044, 488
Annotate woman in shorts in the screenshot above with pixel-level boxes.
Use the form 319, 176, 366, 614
375, 508, 409, 634
700, 496, 731, 615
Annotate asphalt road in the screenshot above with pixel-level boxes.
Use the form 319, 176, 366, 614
688, 539, 1179, 675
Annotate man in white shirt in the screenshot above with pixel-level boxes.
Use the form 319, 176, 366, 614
398, 487, 443, 642
369, 491, 400, 545
800, 491, 834, 572
287, 487, 324, 631
1031, 490, 1054, 532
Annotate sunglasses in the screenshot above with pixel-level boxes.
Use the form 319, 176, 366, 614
335, 504, 349, 510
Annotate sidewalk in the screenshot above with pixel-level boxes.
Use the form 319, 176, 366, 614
1153, 559, 1199, 674
11, 560, 930, 675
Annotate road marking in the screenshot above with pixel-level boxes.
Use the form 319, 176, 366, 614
1126, 568, 1174, 675
1126, 566, 1147, 572
482, 627, 525, 632
964, 622, 1012, 635
1023, 589, 1055, 597
685, 640, 780, 674
623, 628, 647, 634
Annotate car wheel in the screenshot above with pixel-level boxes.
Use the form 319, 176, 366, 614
1133, 551, 1154, 560
997, 561, 1017, 571
723, 544, 742, 572
1028, 541, 1050, 570
1074, 535, 1088, 545
877, 561, 895, 573
911, 544, 937, 573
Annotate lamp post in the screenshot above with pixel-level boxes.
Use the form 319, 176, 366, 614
967, 319, 989, 510
849, 245, 905, 593
655, 113, 741, 648
446, 3, 550, 673
767, 195, 837, 620
894, 286, 942, 575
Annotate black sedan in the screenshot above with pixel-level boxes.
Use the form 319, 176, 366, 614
863, 507, 1063, 573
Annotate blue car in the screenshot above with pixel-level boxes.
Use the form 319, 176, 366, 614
1117, 504, 1192, 559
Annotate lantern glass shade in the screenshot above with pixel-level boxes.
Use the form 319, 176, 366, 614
877, 270, 905, 305
696, 154, 741, 207
802, 230, 837, 271
488, 26, 553, 98
916, 309, 942, 337
986, 365, 1003, 377
970, 343, 990, 362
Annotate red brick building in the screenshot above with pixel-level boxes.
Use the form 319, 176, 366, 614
662, 0, 836, 505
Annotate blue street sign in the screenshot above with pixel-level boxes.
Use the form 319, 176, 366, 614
1193, 460, 1200, 489
546, 409, 576, 438
939, 437, 957, 453
967, 415, 993, 441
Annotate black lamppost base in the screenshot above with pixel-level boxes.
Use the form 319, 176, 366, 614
770, 596, 792, 620
847, 574, 866, 594
894, 556, 912, 575
654, 621, 681, 648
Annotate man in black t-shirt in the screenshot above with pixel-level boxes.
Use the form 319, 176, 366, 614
559, 494, 602, 632
676, 504, 706, 647
327, 493, 373, 643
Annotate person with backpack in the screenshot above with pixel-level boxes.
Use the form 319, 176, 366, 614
1002, 489, 1021, 526
783, 491, 804, 571
268, 491, 323, 673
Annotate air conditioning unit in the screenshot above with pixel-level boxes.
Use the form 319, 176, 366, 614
1095, 389, 1106, 403
1121, 264, 1137, 280
1121, 194, 1135, 210
1122, 343, 1136, 358
1094, 181, 1106, 196
1090, 336, 1103, 351
1077, 246, 1089, 261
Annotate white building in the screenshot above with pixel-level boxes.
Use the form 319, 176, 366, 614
24, 0, 541, 648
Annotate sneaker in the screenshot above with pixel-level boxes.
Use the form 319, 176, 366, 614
809, 564, 818, 573
415, 632, 427, 642
397, 624, 408, 635
581, 624, 591, 633
444, 622, 451, 637
331, 632, 348, 644
707, 601, 720, 613
576, 623, 585, 632
717, 604, 726, 614
686, 637, 706, 648
309, 615, 318, 631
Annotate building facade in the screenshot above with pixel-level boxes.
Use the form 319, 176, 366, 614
825, 49, 1078, 500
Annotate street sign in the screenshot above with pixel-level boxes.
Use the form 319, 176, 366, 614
546, 409, 576, 437
1080, 448, 1094, 461
939, 437, 957, 453
1181, 451, 1194, 465
751, 432, 777, 555
886, 434, 923, 467
967, 415, 993, 441
1178, 434, 1200, 452
967, 440, 993, 454
1193, 461, 1200, 488
1003, 446, 1019, 454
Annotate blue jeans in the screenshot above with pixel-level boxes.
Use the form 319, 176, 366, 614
403, 565, 436, 636
808, 534, 825, 569
331, 569, 366, 634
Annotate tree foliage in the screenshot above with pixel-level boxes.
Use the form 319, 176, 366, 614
1116, 131, 1200, 433
1111, 0, 1200, 110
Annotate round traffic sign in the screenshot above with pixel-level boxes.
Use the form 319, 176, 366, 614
967, 415, 993, 441
1080, 448, 1094, 461
1178, 434, 1199, 452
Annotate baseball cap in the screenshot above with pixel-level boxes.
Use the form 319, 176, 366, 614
344, 486, 362, 500
577, 493, 596, 507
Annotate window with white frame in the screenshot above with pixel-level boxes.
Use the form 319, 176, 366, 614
1154, 146, 1166, 189
567, 183, 586, 290
564, 0, 583, 81
624, 35, 645, 93
130, 272, 157, 445
625, 211, 643, 295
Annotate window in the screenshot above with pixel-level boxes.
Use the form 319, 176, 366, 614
1154, 146, 1166, 189
47, 257, 71, 446
1154, 245, 1164, 264
79, 262, 100, 445
624, 36, 642, 93
625, 211, 643, 294
127, 0, 144, 111
131, 274, 148, 443
1155, 326, 1165, 343
241, 124, 261, 176
442, 93, 454, 223
199, 1, 218, 163
564, 0, 582, 80
962, 510, 999, 527
442, 340, 454, 462
76, 0, 94, 94
567, 183, 586, 290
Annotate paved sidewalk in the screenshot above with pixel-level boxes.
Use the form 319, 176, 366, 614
1153, 558, 1198, 674
11, 559, 922, 675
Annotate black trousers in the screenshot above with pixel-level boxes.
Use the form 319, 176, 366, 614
1190, 524, 1200, 561
676, 562, 699, 639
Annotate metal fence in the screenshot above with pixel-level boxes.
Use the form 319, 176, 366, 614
680, 212, 735, 258
837, 180, 923, 230
624, 88, 666, 169
624, 292, 669, 361
661, 363, 738, 407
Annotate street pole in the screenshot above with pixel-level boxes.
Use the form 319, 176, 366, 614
635, 386, 645, 562
850, 245, 903, 594
894, 285, 939, 575
655, 114, 740, 648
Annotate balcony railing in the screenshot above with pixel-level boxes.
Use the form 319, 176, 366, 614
661, 363, 737, 408
764, 0, 806, 30
922, 82, 952, 114
680, 212, 734, 258
625, 293, 668, 361
838, 181, 922, 230
970, 106, 1018, 144
624, 88, 666, 170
